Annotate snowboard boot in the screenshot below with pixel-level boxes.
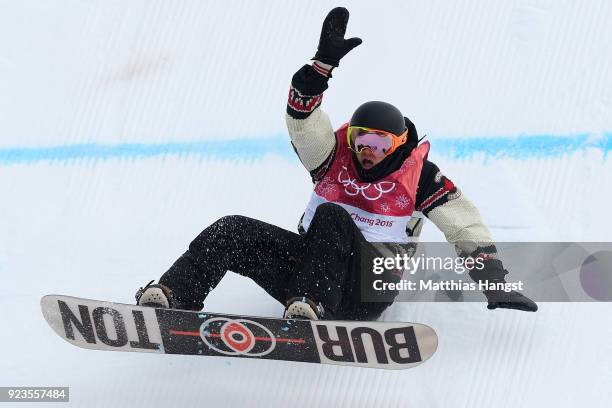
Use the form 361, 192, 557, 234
135, 280, 175, 308
283, 297, 325, 320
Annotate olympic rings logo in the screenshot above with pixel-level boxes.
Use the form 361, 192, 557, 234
199, 318, 276, 356
337, 166, 395, 201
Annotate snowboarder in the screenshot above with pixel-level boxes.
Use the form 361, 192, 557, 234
136, 7, 537, 320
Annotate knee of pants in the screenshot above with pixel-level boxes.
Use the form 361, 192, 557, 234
313, 202, 353, 223
211, 215, 249, 230
190, 215, 247, 249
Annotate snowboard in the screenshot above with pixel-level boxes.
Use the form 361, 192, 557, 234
41, 295, 438, 370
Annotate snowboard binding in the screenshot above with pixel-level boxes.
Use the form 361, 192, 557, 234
284, 297, 325, 320
135, 280, 176, 309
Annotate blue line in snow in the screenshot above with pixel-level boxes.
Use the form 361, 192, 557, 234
0, 133, 610, 165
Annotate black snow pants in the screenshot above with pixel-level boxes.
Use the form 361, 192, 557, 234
159, 202, 394, 320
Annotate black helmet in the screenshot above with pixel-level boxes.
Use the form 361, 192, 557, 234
349, 101, 406, 136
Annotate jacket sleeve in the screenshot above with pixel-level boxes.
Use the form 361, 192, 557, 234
286, 64, 337, 182
415, 160, 507, 281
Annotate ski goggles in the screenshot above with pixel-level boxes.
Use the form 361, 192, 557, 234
347, 126, 408, 158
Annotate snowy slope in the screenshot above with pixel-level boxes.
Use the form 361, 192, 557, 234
1, 1, 612, 407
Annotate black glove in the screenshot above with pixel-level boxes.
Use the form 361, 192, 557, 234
469, 261, 538, 312
312, 7, 362, 67
484, 289, 538, 312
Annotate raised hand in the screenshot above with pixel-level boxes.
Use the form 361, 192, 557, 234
312, 7, 362, 67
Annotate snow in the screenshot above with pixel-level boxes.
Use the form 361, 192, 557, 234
1, 1, 611, 407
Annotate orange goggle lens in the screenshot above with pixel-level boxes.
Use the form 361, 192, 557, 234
347, 126, 408, 158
